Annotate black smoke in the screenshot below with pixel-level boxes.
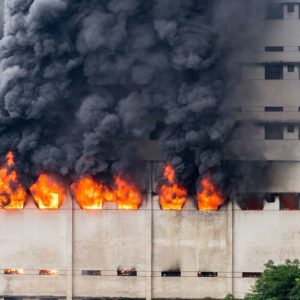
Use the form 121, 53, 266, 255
0, 0, 266, 190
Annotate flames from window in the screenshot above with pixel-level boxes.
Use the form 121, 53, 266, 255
159, 164, 187, 210
197, 177, 225, 211
0, 152, 26, 210
30, 173, 66, 210
71, 175, 142, 210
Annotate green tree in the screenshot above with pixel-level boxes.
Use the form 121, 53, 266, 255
245, 260, 300, 300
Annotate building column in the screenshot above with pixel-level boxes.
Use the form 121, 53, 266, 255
66, 194, 73, 300
145, 161, 153, 300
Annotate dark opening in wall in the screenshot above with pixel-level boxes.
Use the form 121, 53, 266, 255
265, 64, 283, 80
264, 107, 283, 112
288, 65, 295, 72
266, 4, 283, 19
265, 194, 276, 203
161, 271, 181, 277
279, 194, 299, 210
149, 122, 165, 140
239, 194, 264, 210
242, 272, 262, 278
117, 269, 137, 277
265, 124, 284, 140
82, 270, 101, 276
4, 298, 23, 300
265, 46, 284, 52
198, 272, 218, 277
287, 125, 295, 133
287, 3, 295, 13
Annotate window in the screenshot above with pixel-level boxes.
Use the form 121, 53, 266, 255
266, 4, 283, 19
287, 125, 295, 133
288, 65, 295, 72
239, 194, 264, 210
243, 272, 262, 278
39, 269, 58, 275
82, 270, 101, 276
4, 268, 23, 275
265, 124, 284, 140
265, 46, 284, 52
198, 272, 218, 277
149, 122, 165, 141
287, 4, 295, 13
265, 64, 283, 80
161, 271, 181, 277
280, 194, 299, 210
265, 107, 283, 112
117, 269, 137, 276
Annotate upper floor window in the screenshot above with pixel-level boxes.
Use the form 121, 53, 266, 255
265, 46, 283, 52
265, 107, 283, 112
288, 65, 295, 72
265, 124, 284, 140
266, 4, 283, 19
287, 4, 295, 13
265, 64, 283, 80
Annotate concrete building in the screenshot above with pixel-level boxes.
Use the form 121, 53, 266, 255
1, 0, 300, 299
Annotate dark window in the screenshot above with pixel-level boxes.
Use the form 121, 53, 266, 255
161, 271, 181, 277
265, 46, 284, 52
239, 194, 264, 210
280, 194, 299, 210
287, 125, 295, 133
117, 269, 137, 276
82, 270, 101, 276
265, 64, 283, 80
149, 122, 165, 140
288, 65, 295, 72
265, 107, 283, 112
243, 272, 262, 278
198, 272, 218, 277
4, 298, 23, 300
265, 124, 284, 140
266, 4, 283, 19
287, 4, 295, 13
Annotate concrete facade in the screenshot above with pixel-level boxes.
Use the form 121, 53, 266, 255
1, 0, 300, 299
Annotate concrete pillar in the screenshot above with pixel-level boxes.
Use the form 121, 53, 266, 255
66, 194, 73, 299
145, 162, 153, 300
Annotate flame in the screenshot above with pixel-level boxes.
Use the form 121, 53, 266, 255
39, 269, 58, 275
0, 152, 26, 210
197, 177, 224, 211
71, 176, 113, 209
113, 176, 142, 210
159, 164, 187, 210
30, 173, 66, 210
4, 268, 24, 275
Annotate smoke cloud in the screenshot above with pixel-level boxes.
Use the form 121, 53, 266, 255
0, 0, 266, 190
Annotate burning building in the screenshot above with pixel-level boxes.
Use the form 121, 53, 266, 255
0, 0, 300, 299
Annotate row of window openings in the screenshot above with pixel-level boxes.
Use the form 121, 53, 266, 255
2, 269, 261, 278
265, 64, 297, 80
236, 107, 300, 112
266, 3, 297, 19
265, 46, 300, 52
240, 194, 300, 211
265, 124, 298, 140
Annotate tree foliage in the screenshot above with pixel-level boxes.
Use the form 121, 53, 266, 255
224, 260, 300, 300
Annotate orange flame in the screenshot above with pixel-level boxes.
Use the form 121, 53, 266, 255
30, 173, 66, 210
113, 176, 142, 210
0, 152, 26, 210
197, 177, 224, 211
71, 176, 113, 209
159, 164, 187, 210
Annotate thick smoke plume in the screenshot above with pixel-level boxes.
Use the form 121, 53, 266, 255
0, 0, 266, 190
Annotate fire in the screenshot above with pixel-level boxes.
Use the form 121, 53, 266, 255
197, 177, 224, 211
71, 176, 113, 209
0, 152, 26, 210
159, 164, 187, 210
113, 176, 142, 210
30, 173, 66, 210
39, 269, 58, 275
